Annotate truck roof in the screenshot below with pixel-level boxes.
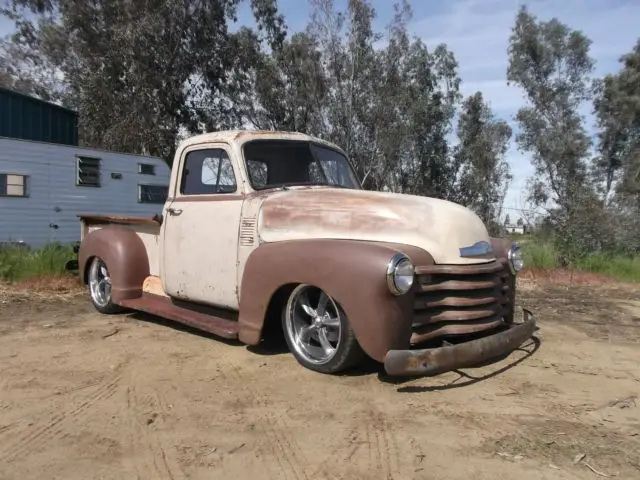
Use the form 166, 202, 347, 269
180, 130, 345, 153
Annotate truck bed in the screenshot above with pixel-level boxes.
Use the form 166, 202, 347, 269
78, 213, 163, 277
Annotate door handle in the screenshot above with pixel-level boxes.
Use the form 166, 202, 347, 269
166, 207, 183, 216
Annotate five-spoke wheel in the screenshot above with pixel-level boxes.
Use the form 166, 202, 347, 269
87, 257, 123, 314
282, 284, 364, 374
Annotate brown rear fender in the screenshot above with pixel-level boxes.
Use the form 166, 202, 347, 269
237, 239, 433, 362
78, 226, 150, 303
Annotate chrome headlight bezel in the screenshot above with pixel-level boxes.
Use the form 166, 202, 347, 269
508, 242, 524, 274
386, 253, 415, 295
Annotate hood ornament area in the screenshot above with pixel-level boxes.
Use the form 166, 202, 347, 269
459, 241, 493, 258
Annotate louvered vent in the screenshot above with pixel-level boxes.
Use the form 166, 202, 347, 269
239, 217, 257, 246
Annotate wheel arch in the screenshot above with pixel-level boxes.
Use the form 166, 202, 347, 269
237, 239, 433, 362
261, 282, 298, 340
77, 226, 150, 304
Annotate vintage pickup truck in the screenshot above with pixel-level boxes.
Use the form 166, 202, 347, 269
68, 130, 535, 377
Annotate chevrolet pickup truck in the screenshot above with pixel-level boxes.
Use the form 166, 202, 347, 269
68, 130, 535, 377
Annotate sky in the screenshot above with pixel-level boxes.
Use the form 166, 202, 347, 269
239, 0, 640, 220
2, 0, 639, 220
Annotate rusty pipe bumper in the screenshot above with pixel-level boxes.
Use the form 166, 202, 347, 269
383, 308, 536, 377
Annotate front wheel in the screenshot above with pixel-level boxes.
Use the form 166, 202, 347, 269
282, 284, 365, 374
87, 257, 125, 314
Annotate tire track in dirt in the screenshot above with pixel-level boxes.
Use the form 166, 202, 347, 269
309, 424, 365, 479
0, 423, 16, 437
309, 406, 401, 479
0, 368, 123, 464
365, 407, 400, 479
123, 370, 184, 480
217, 358, 311, 480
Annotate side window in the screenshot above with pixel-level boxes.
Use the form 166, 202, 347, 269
138, 184, 168, 204
138, 163, 155, 175
180, 148, 237, 195
77, 156, 101, 187
0, 173, 28, 197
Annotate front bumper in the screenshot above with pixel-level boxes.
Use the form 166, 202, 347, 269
383, 308, 536, 376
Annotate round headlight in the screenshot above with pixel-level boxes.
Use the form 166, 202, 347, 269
386, 253, 415, 295
508, 243, 524, 274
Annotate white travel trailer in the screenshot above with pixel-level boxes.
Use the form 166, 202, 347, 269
0, 136, 171, 247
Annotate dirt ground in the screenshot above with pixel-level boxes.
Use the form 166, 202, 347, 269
1, 278, 639, 480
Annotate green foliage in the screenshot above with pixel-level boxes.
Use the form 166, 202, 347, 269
453, 91, 513, 228
1, 0, 287, 162
521, 239, 557, 270
594, 39, 640, 207
521, 236, 640, 282
507, 5, 594, 212
0, 243, 75, 282
2, 0, 639, 265
576, 252, 640, 283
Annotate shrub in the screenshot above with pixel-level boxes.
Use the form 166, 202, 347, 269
0, 243, 75, 282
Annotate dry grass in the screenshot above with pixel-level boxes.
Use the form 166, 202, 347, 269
518, 267, 618, 286
0, 275, 84, 303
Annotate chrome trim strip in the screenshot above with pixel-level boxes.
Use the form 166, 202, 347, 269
459, 240, 493, 258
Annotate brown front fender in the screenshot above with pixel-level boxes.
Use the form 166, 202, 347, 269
237, 239, 432, 362
78, 226, 150, 303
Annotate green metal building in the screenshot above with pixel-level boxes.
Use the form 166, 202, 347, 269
0, 86, 78, 146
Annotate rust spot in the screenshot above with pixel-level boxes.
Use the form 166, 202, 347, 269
384, 309, 536, 376
119, 293, 239, 339
410, 317, 505, 343
411, 260, 512, 344
259, 188, 425, 234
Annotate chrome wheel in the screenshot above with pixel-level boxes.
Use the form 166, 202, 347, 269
88, 257, 112, 308
284, 284, 342, 365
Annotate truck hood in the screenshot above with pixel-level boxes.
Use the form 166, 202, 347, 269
256, 188, 495, 265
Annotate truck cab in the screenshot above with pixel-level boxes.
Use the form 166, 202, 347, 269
72, 130, 535, 377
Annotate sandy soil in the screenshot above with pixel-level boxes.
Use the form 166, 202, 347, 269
0, 279, 639, 480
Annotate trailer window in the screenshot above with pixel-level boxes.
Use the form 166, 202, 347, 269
0, 174, 28, 197
138, 163, 155, 175
180, 148, 237, 195
76, 156, 101, 187
138, 184, 168, 204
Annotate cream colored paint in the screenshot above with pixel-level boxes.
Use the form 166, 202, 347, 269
160, 140, 245, 310
256, 188, 496, 265
160, 198, 243, 309
84, 222, 162, 276
165, 131, 338, 203
81, 130, 503, 309
236, 194, 263, 296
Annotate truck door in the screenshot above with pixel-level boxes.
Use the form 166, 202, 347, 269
160, 145, 243, 310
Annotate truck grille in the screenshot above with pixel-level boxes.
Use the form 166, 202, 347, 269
411, 260, 510, 345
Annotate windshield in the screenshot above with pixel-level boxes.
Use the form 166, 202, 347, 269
242, 139, 361, 190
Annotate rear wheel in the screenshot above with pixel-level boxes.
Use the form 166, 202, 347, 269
87, 257, 124, 314
282, 284, 364, 374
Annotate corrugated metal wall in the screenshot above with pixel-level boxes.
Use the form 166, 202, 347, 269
0, 87, 78, 146
0, 137, 170, 247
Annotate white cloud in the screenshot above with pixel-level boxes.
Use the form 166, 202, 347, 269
411, 0, 640, 219
0, 15, 13, 38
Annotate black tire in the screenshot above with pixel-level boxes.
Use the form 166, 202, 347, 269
281, 284, 365, 374
87, 256, 125, 314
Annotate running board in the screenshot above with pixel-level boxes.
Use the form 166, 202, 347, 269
119, 293, 239, 339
